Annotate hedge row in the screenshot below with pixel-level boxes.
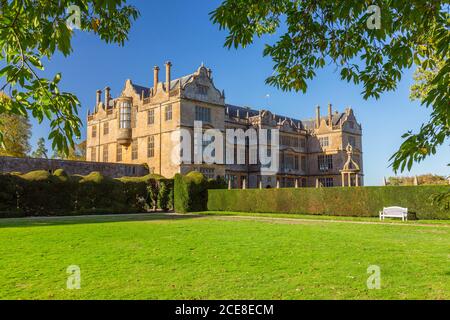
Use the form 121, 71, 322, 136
207, 186, 450, 219
174, 172, 226, 213
0, 170, 174, 218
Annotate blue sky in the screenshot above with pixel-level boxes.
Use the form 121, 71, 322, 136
32, 0, 449, 185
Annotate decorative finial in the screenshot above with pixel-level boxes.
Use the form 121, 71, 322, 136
346, 143, 353, 154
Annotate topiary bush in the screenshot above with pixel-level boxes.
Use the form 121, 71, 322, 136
174, 172, 209, 213
158, 179, 174, 211
207, 186, 450, 220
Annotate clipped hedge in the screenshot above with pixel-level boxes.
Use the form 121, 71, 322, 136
0, 170, 174, 218
207, 186, 450, 220
174, 172, 208, 213
174, 172, 227, 213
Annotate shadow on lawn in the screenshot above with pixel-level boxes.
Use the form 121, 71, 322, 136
0, 213, 203, 228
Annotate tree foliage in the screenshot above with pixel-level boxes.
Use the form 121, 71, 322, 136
0, 95, 31, 157
211, 0, 449, 172
0, 0, 139, 155
31, 137, 48, 158
387, 174, 448, 186
52, 140, 86, 160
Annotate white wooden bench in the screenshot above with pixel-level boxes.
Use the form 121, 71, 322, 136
379, 206, 408, 221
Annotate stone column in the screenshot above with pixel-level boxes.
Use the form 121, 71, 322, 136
355, 174, 359, 187
242, 178, 246, 189
341, 172, 345, 187
295, 178, 298, 188
276, 179, 280, 189
348, 173, 351, 187
228, 179, 232, 190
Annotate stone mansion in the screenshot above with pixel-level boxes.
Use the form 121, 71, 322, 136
86, 62, 363, 188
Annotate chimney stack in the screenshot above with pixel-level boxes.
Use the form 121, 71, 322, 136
153, 66, 160, 92
96, 89, 102, 106
165, 61, 172, 94
104, 87, 110, 109
315, 105, 321, 128
328, 103, 332, 127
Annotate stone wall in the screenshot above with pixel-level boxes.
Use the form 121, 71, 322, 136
0, 156, 148, 178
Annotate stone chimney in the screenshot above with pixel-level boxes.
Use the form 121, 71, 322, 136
328, 103, 332, 127
104, 87, 110, 108
153, 66, 160, 92
165, 61, 172, 94
96, 89, 102, 106
315, 105, 321, 128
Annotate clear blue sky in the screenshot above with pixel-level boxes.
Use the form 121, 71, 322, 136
32, 0, 449, 185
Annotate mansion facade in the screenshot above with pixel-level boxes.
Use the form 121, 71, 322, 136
86, 62, 363, 188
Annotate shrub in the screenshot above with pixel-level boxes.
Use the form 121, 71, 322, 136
21, 170, 52, 181
174, 172, 209, 213
53, 169, 69, 182
158, 179, 173, 211
207, 176, 227, 189
0, 171, 174, 218
207, 186, 450, 220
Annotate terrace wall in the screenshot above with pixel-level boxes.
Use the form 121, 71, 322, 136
0, 156, 148, 178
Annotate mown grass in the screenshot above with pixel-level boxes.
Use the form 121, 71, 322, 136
195, 211, 450, 225
0, 213, 449, 299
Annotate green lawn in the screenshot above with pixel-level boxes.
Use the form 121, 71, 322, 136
0, 213, 449, 299
196, 211, 450, 225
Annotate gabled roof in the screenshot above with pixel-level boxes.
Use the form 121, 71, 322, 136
170, 74, 195, 90
226, 104, 260, 118
302, 112, 347, 130
131, 84, 151, 97
129, 72, 197, 95
226, 104, 304, 128
226, 103, 349, 131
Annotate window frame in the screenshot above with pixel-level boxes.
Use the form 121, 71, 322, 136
319, 177, 334, 187
319, 136, 329, 148
318, 154, 333, 172
147, 109, 155, 125
195, 105, 211, 123
116, 144, 122, 162
90, 147, 96, 162
147, 135, 155, 158
102, 145, 108, 162
165, 104, 172, 121
119, 101, 132, 129
131, 139, 138, 160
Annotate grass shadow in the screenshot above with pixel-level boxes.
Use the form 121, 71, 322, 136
0, 212, 204, 228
